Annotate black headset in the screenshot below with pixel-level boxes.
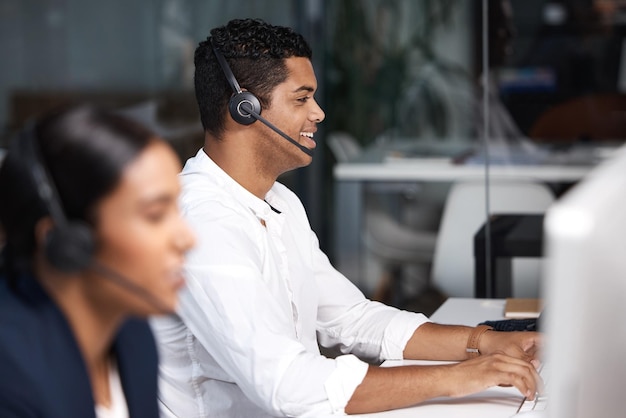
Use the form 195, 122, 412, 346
210, 37, 262, 125
13, 124, 95, 273
209, 38, 315, 157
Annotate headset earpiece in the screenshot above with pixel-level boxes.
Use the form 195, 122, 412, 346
44, 221, 95, 273
228, 91, 262, 125
210, 38, 263, 126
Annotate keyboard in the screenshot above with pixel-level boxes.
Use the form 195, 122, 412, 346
515, 363, 550, 414
480, 318, 539, 332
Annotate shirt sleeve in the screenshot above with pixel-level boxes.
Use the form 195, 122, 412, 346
312, 230, 431, 363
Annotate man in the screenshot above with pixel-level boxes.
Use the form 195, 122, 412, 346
151, 18, 541, 417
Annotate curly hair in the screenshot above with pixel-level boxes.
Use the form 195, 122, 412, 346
194, 18, 312, 139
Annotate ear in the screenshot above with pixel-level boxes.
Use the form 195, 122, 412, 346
34, 216, 55, 251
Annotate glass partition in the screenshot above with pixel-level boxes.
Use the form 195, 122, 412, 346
1, 0, 623, 312
325, 0, 626, 311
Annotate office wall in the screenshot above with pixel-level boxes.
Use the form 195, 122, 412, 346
0, 0, 470, 254
0, 0, 297, 136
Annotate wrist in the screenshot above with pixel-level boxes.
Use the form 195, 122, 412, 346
465, 325, 493, 359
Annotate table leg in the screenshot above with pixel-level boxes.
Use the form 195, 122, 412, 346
334, 180, 364, 288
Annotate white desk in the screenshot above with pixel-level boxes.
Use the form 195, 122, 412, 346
427, 297, 507, 327
332, 140, 603, 288
351, 297, 526, 418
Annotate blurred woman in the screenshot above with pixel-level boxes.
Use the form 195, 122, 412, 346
0, 104, 195, 417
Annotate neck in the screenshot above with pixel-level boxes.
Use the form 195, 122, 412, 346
203, 134, 277, 199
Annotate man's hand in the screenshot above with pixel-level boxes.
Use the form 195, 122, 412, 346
345, 350, 543, 414
479, 330, 542, 366
448, 351, 543, 399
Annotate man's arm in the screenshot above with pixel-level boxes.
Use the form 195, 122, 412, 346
345, 322, 542, 414
345, 353, 540, 414
403, 322, 541, 362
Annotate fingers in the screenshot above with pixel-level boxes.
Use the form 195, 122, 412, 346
453, 353, 542, 399
521, 334, 543, 365
489, 353, 542, 399
521, 332, 543, 355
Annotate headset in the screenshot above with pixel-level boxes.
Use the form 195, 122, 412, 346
12, 123, 172, 311
210, 38, 314, 157
14, 124, 95, 273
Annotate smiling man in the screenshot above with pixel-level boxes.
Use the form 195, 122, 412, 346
150, 18, 542, 417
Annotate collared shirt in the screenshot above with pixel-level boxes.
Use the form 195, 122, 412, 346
95, 360, 129, 418
150, 149, 430, 417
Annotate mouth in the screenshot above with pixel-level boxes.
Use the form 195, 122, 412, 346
300, 131, 317, 148
167, 268, 186, 290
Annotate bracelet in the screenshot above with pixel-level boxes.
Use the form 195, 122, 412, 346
466, 325, 493, 359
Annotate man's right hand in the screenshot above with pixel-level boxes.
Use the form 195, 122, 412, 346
446, 352, 543, 400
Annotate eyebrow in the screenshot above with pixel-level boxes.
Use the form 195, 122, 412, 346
292, 86, 315, 93
138, 193, 175, 208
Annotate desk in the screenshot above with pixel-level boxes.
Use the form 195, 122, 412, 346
351, 297, 526, 418
333, 140, 598, 289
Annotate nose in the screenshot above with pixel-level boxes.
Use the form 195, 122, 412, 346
310, 99, 325, 123
175, 218, 196, 253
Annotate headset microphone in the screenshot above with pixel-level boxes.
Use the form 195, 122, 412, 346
90, 262, 172, 313
210, 38, 314, 157
238, 102, 314, 157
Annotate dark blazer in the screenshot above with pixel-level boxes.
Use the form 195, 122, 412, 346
0, 273, 159, 417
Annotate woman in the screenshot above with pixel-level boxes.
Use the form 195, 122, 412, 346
0, 104, 195, 417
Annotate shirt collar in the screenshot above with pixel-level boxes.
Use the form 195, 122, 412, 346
193, 149, 285, 219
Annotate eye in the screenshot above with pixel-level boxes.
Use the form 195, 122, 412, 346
297, 96, 310, 103
143, 203, 172, 223
145, 210, 167, 223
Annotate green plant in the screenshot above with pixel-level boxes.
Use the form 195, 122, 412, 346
325, 0, 466, 145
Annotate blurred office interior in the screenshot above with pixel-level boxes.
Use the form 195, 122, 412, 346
1, 0, 625, 314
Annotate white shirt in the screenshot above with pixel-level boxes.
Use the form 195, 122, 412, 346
95, 360, 129, 418
150, 149, 430, 417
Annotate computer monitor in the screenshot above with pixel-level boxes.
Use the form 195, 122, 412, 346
542, 143, 626, 417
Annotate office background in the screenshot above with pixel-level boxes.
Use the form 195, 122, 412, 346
1, 0, 625, 309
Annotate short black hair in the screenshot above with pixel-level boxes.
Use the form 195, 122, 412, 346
194, 18, 312, 138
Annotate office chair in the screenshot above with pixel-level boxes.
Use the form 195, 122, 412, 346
431, 179, 555, 298
328, 132, 439, 307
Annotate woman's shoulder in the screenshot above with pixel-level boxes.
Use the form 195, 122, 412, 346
0, 277, 60, 412
0, 275, 63, 359
0, 274, 43, 336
